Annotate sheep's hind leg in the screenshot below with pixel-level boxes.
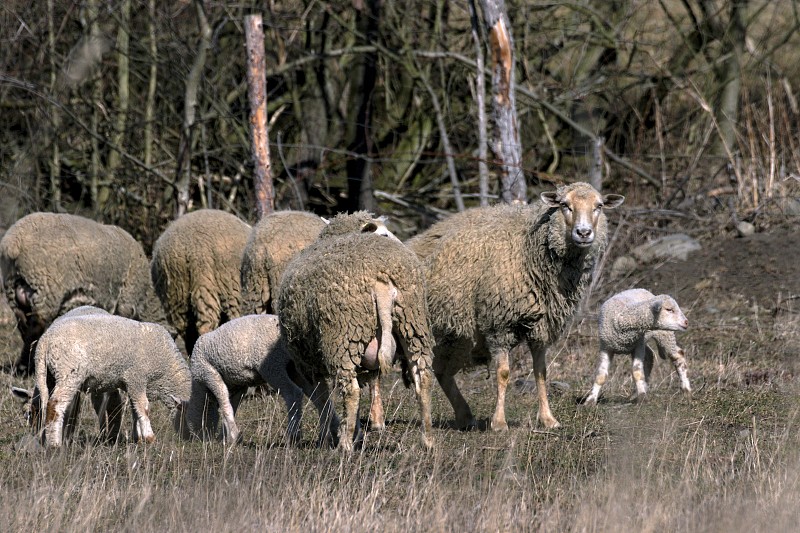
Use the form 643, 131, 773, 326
411, 363, 434, 449
631, 340, 649, 401
490, 347, 511, 431
584, 350, 613, 406
432, 344, 476, 430
368, 375, 385, 431
529, 342, 560, 428
45, 385, 75, 447
338, 374, 361, 452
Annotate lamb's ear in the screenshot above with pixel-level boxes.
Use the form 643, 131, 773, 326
170, 394, 184, 410
602, 194, 625, 209
361, 222, 379, 233
540, 191, 561, 207
11, 386, 33, 403
321, 217, 330, 225
650, 298, 664, 316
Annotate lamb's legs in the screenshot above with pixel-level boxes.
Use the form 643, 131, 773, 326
129, 391, 155, 444
529, 342, 560, 428
631, 340, 649, 400
204, 372, 240, 444
368, 376, 385, 430
669, 348, 692, 393
584, 350, 613, 406
432, 344, 476, 430
92, 390, 125, 443
339, 375, 362, 452
490, 347, 511, 431
45, 385, 75, 447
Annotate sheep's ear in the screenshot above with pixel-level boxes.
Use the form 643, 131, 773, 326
540, 191, 561, 207
602, 194, 625, 209
169, 394, 184, 410
11, 386, 33, 403
650, 299, 663, 315
361, 222, 379, 233
321, 217, 330, 225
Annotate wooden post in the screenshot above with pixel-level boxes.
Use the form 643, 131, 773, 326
244, 13, 274, 219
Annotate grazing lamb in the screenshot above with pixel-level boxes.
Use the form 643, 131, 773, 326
175, 314, 339, 445
278, 231, 435, 451
406, 181, 624, 430
151, 209, 252, 355
583, 288, 690, 405
35, 312, 191, 447
0, 212, 168, 374
11, 306, 126, 443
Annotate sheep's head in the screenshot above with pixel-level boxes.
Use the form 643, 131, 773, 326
651, 295, 689, 331
10, 385, 42, 432
320, 212, 401, 243
541, 183, 624, 248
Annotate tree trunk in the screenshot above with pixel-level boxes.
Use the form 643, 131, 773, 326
713, 0, 746, 157
47, 0, 61, 211
245, 14, 274, 219
144, 0, 158, 169
480, 0, 526, 204
468, 0, 490, 207
107, 0, 131, 193
175, 0, 212, 217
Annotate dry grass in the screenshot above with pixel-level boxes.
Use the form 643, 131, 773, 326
1, 280, 799, 532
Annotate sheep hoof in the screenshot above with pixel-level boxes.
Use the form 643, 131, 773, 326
581, 395, 599, 407
539, 416, 561, 429
490, 418, 509, 432
422, 434, 434, 450
454, 417, 478, 431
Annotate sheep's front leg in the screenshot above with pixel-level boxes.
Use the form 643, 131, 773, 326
529, 342, 560, 428
288, 364, 340, 447
368, 375, 385, 431
91, 390, 125, 443
339, 374, 361, 452
631, 340, 649, 401
490, 346, 511, 431
669, 347, 692, 393
129, 392, 155, 444
584, 349, 613, 406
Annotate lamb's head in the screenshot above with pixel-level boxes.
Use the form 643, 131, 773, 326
10, 385, 42, 432
541, 183, 624, 248
320, 211, 402, 243
651, 295, 688, 331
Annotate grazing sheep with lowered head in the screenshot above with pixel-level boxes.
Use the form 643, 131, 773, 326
0, 212, 168, 375
278, 230, 434, 451
406, 181, 624, 430
583, 288, 690, 405
35, 312, 190, 447
175, 314, 339, 445
151, 209, 251, 355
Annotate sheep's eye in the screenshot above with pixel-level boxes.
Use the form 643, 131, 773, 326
595, 203, 603, 211
560, 202, 572, 212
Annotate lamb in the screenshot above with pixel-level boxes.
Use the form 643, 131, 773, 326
583, 288, 690, 405
0, 212, 168, 374
405, 181, 624, 430
277, 230, 435, 451
175, 313, 339, 445
35, 311, 191, 447
151, 209, 252, 355
11, 306, 126, 443
240, 210, 400, 315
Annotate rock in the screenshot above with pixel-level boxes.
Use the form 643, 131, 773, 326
611, 255, 638, 277
736, 221, 755, 237
631, 234, 701, 262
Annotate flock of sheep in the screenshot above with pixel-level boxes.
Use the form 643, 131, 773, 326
3, 181, 693, 451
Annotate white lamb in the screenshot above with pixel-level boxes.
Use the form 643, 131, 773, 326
35, 312, 191, 447
584, 288, 690, 405
175, 314, 340, 445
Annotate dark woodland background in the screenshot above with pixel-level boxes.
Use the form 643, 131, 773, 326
2, 0, 799, 247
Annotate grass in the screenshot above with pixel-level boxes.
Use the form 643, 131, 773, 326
1, 291, 799, 532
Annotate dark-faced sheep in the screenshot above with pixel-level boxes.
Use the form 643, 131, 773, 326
583, 288, 690, 405
278, 231, 435, 451
0, 212, 168, 375
151, 209, 252, 355
406, 181, 624, 430
175, 314, 339, 445
35, 312, 190, 447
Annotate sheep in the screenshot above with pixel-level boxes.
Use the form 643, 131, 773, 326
240, 210, 400, 316
11, 306, 127, 443
35, 311, 191, 447
277, 230, 435, 451
0, 212, 168, 375
175, 313, 339, 445
240, 211, 326, 315
583, 288, 690, 405
405, 181, 624, 430
151, 209, 252, 355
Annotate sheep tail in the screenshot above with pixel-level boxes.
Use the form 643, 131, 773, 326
374, 279, 397, 377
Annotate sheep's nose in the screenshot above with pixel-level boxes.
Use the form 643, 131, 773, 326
575, 227, 593, 240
